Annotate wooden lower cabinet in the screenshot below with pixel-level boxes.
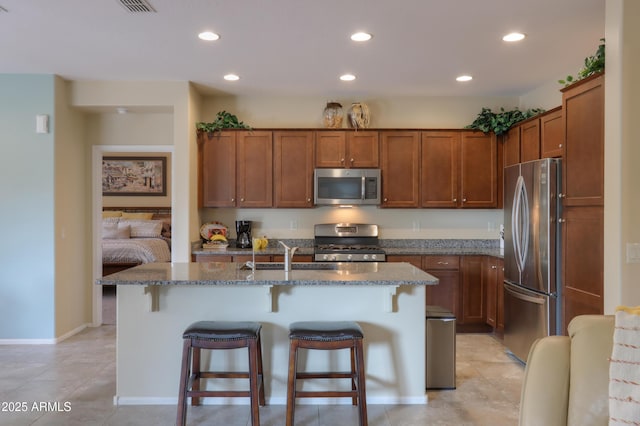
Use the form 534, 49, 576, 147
459, 256, 489, 330
423, 256, 460, 317
562, 206, 604, 332
390, 254, 497, 333
484, 256, 504, 335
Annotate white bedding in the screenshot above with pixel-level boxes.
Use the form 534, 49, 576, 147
102, 238, 171, 265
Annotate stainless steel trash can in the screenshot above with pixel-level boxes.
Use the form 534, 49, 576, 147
426, 305, 456, 389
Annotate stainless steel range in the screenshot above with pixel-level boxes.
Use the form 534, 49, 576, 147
314, 223, 386, 262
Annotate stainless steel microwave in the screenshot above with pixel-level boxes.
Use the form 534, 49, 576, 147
314, 168, 381, 205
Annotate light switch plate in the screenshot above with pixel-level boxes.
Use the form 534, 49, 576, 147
626, 243, 640, 263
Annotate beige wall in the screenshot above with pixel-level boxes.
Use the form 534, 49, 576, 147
203, 95, 521, 129
604, 0, 640, 311
54, 77, 90, 336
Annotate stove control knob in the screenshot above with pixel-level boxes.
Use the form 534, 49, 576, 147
363, 254, 369, 260
347, 254, 353, 260
371, 254, 377, 260
323, 254, 329, 261
331, 255, 337, 261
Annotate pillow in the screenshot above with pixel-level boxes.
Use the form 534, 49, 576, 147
609, 306, 640, 423
121, 212, 154, 220
102, 210, 123, 218
102, 217, 120, 224
120, 219, 163, 238
102, 222, 131, 239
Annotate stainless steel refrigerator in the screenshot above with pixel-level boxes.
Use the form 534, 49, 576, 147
503, 158, 562, 363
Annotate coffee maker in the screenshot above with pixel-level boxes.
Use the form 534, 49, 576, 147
235, 220, 252, 248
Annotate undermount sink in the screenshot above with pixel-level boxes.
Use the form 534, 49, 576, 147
250, 262, 338, 271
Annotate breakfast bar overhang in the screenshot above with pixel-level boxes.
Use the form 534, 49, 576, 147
98, 262, 438, 405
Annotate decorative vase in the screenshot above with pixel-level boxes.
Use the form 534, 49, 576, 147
322, 102, 343, 128
348, 102, 371, 129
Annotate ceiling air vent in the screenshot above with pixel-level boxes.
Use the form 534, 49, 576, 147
117, 0, 156, 13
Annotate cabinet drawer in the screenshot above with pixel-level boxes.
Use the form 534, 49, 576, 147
423, 255, 460, 270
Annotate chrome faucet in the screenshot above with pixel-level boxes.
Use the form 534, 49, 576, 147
279, 241, 298, 271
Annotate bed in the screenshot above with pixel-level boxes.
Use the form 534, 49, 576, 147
102, 207, 171, 276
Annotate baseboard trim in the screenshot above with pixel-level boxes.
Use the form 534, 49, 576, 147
0, 323, 88, 345
114, 395, 428, 406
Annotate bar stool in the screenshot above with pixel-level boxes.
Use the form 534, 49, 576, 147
176, 321, 265, 426
286, 321, 368, 426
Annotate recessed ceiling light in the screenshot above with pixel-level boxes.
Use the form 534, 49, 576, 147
502, 32, 526, 42
456, 75, 473, 82
350, 32, 372, 42
198, 31, 220, 41
340, 74, 356, 81
224, 74, 240, 81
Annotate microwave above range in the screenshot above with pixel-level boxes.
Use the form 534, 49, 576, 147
314, 168, 381, 206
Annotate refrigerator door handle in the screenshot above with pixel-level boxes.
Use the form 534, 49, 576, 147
512, 175, 529, 273
504, 282, 545, 305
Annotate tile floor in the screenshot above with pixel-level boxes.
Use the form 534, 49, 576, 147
0, 326, 524, 426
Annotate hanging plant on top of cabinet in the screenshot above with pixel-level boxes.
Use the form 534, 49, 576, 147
196, 111, 251, 135
465, 107, 545, 136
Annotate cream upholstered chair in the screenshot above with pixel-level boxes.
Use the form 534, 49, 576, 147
519, 315, 614, 426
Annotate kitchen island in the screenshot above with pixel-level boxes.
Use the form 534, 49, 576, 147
98, 262, 438, 406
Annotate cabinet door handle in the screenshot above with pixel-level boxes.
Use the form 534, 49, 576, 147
383, 198, 388, 202
307, 198, 311, 202
350, 158, 354, 163
340, 158, 345, 164
559, 143, 563, 148
437, 261, 449, 265
558, 193, 565, 198
558, 218, 566, 223
240, 198, 245, 202
491, 265, 497, 269
231, 198, 235, 202
453, 198, 457, 202
463, 198, 467, 203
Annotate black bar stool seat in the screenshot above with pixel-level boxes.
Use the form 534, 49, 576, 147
176, 321, 265, 426
286, 321, 368, 426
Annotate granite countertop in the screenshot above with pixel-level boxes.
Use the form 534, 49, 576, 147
97, 262, 438, 287
192, 239, 503, 258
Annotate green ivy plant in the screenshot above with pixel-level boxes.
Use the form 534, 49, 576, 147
196, 110, 251, 133
465, 107, 545, 136
559, 38, 605, 87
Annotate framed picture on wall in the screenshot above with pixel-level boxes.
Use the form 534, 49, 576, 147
102, 156, 167, 196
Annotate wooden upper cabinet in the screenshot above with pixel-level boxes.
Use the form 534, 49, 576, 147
315, 131, 346, 167
503, 126, 521, 167
346, 131, 379, 168
273, 131, 314, 208
460, 131, 498, 208
380, 131, 420, 207
520, 119, 541, 162
540, 107, 563, 158
421, 131, 460, 208
199, 131, 237, 207
236, 131, 273, 208
315, 130, 379, 168
562, 73, 604, 206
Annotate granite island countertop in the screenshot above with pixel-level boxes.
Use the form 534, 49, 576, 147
97, 261, 439, 287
